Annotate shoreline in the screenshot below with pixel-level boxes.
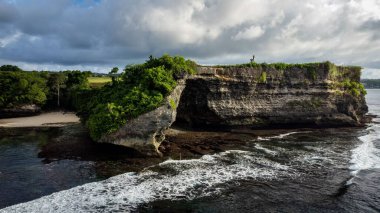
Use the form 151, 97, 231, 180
0, 111, 80, 128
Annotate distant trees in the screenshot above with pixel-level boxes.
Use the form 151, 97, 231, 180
361, 79, 380, 88
0, 71, 47, 108
0, 65, 23, 72
64, 70, 91, 90
0, 67, 93, 110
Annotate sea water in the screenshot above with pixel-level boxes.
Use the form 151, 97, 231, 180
1, 90, 379, 212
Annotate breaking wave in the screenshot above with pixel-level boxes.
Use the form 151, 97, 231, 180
1, 150, 293, 212
349, 124, 380, 176
349, 103, 380, 177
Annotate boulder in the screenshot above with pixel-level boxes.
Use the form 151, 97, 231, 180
98, 80, 186, 156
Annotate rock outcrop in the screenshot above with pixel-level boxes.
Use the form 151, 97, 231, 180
99, 62, 368, 156
98, 80, 186, 156
176, 62, 368, 129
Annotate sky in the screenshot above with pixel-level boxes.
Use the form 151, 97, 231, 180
0, 0, 380, 78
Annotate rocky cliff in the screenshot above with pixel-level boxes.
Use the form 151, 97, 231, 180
176, 62, 368, 129
98, 80, 186, 156
99, 62, 368, 156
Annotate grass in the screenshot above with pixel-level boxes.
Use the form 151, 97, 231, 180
88, 76, 112, 88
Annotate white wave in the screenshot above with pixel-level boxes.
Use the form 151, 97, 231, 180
257, 131, 308, 141
255, 144, 277, 155
1, 150, 293, 213
349, 124, 380, 176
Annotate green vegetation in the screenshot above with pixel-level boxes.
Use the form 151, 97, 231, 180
169, 98, 177, 110
335, 79, 367, 97
0, 69, 92, 109
0, 65, 23, 72
216, 61, 364, 83
215, 61, 324, 71
286, 98, 323, 109
1, 57, 367, 141
259, 71, 267, 83
0, 71, 47, 108
327, 62, 362, 81
77, 54, 197, 140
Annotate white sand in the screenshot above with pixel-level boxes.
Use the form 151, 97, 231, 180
0, 111, 80, 127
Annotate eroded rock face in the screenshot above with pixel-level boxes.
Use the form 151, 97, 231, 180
99, 63, 368, 156
98, 80, 186, 156
176, 64, 368, 129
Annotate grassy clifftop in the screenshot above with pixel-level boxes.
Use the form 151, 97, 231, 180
199, 61, 365, 97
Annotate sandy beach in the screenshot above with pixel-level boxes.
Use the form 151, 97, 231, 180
0, 111, 80, 127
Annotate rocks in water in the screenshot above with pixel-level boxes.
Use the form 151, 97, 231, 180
98, 80, 186, 156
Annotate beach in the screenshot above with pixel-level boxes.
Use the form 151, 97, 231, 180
0, 112, 80, 128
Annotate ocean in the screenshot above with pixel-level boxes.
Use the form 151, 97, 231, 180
1, 89, 379, 212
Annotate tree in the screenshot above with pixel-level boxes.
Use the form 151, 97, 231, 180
109, 67, 119, 83
48, 72, 66, 107
0, 65, 23, 72
0, 71, 47, 108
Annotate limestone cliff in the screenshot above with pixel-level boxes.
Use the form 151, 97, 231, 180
176, 62, 368, 129
99, 62, 368, 155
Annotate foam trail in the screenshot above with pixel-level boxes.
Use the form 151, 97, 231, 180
349, 102, 380, 177
349, 124, 380, 176
255, 144, 277, 155
257, 131, 309, 141
1, 150, 292, 213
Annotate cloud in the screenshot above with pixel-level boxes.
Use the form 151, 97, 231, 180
363, 68, 380, 79
0, 0, 379, 78
232, 26, 265, 40
0, 31, 21, 47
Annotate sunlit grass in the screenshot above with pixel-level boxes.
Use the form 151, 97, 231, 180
88, 76, 111, 88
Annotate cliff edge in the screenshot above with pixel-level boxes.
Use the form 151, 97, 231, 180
96, 61, 368, 156
176, 62, 368, 129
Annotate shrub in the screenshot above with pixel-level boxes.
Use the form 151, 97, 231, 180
259, 71, 267, 83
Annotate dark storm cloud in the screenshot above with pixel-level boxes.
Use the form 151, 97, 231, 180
0, 1, 17, 23
0, 0, 380, 77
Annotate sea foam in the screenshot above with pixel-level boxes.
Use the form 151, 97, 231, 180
349, 124, 380, 176
1, 150, 292, 212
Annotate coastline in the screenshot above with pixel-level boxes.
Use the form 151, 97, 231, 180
0, 111, 80, 128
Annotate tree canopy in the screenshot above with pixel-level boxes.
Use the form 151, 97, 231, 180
77, 54, 197, 140
0, 65, 23, 72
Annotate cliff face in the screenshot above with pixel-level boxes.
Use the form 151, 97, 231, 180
176, 62, 368, 129
99, 62, 368, 155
